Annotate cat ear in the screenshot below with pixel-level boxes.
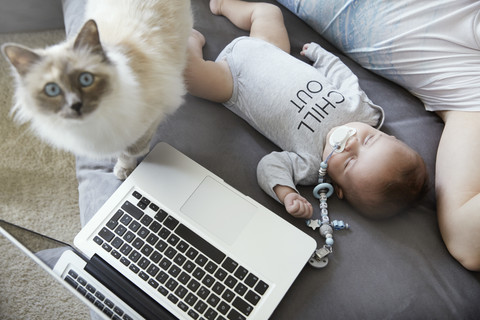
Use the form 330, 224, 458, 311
2, 43, 41, 76
74, 19, 107, 60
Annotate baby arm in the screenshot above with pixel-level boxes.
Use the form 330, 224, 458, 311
301, 42, 362, 91
274, 185, 313, 219
257, 151, 317, 219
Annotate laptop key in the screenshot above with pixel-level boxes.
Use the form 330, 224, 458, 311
175, 285, 188, 299
178, 301, 189, 312
217, 301, 230, 315
214, 268, 227, 282
132, 191, 142, 199
120, 257, 130, 267
232, 297, 253, 316
98, 227, 115, 242
154, 209, 168, 222
139, 197, 151, 208
205, 307, 218, 320
128, 252, 140, 265
149, 203, 160, 212
245, 290, 261, 306
227, 308, 246, 320
107, 209, 124, 229
254, 280, 269, 295
222, 289, 234, 303
244, 273, 258, 288
194, 301, 208, 314
68, 269, 78, 279
158, 227, 171, 240
234, 266, 248, 280
64, 275, 78, 289
164, 216, 179, 230
185, 293, 198, 306
137, 227, 150, 239
222, 257, 238, 273
129, 221, 141, 232
140, 215, 153, 226
121, 201, 144, 220
123, 231, 135, 243
114, 224, 127, 237
111, 237, 123, 249
113, 306, 124, 316
149, 221, 162, 232
120, 214, 132, 226
187, 309, 199, 319
234, 283, 248, 296
101, 243, 112, 252
129, 264, 140, 274
175, 224, 226, 264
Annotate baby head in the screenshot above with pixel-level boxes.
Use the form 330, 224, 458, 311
323, 122, 428, 219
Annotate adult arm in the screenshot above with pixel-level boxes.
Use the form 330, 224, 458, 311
435, 110, 480, 271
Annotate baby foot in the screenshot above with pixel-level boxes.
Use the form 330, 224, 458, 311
210, 0, 224, 15
189, 29, 205, 49
187, 29, 206, 60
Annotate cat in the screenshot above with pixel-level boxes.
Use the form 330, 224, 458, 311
2, 0, 193, 179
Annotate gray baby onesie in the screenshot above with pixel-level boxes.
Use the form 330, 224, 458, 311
216, 37, 384, 202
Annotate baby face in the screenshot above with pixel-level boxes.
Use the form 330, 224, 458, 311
323, 122, 413, 201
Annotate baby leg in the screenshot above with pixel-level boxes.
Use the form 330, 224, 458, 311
184, 29, 233, 103
210, 0, 290, 53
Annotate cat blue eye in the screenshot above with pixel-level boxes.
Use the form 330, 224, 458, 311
44, 83, 61, 97
79, 72, 94, 87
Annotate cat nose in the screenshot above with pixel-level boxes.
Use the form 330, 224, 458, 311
71, 102, 83, 114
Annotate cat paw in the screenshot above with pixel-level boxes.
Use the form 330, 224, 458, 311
113, 163, 135, 180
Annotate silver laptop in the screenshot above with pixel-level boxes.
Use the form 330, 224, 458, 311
1, 142, 316, 320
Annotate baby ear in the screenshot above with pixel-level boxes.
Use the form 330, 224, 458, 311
334, 184, 344, 199
74, 19, 107, 60
2, 43, 41, 76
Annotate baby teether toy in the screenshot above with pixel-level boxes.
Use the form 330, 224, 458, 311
307, 142, 350, 269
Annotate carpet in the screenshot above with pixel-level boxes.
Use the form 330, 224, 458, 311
0, 30, 90, 319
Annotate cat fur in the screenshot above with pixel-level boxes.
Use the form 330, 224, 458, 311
2, 0, 193, 179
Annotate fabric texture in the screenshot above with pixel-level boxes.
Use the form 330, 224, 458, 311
217, 37, 383, 201
277, 0, 480, 111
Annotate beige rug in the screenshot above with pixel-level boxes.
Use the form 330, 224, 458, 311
0, 30, 89, 319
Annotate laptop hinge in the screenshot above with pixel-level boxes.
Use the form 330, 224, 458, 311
85, 254, 174, 320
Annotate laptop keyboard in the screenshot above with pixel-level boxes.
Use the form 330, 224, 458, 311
93, 190, 269, 320
64, 268, 134, 320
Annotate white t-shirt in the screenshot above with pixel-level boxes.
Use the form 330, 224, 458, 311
279, 0, 480, 112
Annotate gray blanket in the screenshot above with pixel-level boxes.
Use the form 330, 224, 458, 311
65, 0, 480, 319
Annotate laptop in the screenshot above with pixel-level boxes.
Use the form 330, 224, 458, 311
1, 142, 316, 320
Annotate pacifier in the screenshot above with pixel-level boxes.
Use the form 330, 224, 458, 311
329, 125, 357, 153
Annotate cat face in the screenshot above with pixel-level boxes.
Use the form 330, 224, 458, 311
2, 20, 112, 120
29, 53, 111, 119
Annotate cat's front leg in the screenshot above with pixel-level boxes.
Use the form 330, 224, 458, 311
113, 126, 156, 179
113, 153, 138, 180
114, 143, 151, 179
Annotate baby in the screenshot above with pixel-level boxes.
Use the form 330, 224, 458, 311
185, 0, 428, 219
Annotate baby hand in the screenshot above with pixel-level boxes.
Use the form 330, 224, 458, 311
284, 192, 313, 219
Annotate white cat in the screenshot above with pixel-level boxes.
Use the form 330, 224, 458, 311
2, 0, 193, 179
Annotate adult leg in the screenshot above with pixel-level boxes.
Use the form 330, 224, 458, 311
435, 110, 480, 271
210, 0, 290, 53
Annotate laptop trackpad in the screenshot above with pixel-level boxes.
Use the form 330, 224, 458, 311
180, 176, 256, 245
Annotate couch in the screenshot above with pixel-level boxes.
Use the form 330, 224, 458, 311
65, 0, 480, 319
